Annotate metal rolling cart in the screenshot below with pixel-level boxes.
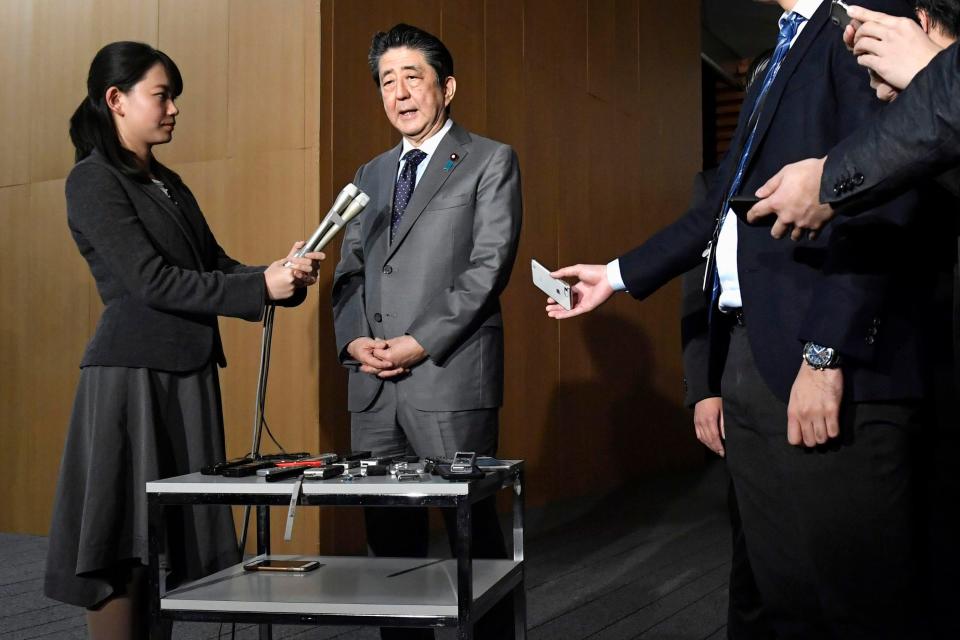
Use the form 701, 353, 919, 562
145, 462, 526, 640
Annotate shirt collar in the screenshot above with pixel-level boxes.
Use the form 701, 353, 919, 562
784, 0, 823, 23
401, 118, 453, 160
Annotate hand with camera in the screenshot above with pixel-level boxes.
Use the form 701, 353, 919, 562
847, 5, 944, 93
545, 264, 615, 319
746, 157, 834, 239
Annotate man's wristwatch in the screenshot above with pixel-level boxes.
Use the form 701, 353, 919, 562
802, 342, 840, 370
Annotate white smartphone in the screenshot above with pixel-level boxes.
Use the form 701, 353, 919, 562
531, 259, 572, 310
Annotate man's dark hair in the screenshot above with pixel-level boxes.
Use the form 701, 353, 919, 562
367, 24, 454, 88
916, 0, 960, 38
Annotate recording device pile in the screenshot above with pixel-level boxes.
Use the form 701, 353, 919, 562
200, 451, 503, 483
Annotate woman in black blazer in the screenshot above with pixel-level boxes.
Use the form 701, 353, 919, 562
42, 42, 324, 638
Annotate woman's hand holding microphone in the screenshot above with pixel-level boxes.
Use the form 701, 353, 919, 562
264, 241, 325, 301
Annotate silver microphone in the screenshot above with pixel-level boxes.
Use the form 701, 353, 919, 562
294, 183, 361, 258
314, 192, 370, 251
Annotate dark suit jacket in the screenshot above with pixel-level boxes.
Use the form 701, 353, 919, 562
680, 169, 724, 408
819, 42, 960, 395
66, 150, 303, 372
821, 43, 960, 209
619, 0, 929, 403
332, 123, 523, 412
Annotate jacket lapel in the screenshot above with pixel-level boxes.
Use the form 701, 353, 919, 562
364, 143, 402, 257
136, 177, 205, 269
744, 2, 828, 174
384, 124, 470, 264
156, 167, 209, 255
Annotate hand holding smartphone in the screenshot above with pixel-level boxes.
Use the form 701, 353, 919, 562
830, 0, 852, 30
532, 259, 572, 310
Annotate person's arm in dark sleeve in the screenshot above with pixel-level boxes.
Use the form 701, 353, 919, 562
822, 42, 960, 212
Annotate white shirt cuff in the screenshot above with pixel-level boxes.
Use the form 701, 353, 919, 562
606, 259, 627, 293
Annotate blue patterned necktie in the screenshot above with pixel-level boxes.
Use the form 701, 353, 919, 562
709, 11, 807, 309
391, 148, 428, 242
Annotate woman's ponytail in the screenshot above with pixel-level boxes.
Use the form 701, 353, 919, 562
68, 97, 102, 162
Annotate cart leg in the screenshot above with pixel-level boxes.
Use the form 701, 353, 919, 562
147, 495, 165, 640
256, 505, 273, 640
513, 470, 527, 638
256, 504, 271, 556
513, 570, 528, 639
512, 471, 525, 563
458, 622, 475, 640
456, 497, 474, 640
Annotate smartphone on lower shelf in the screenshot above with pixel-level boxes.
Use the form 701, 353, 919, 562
243, 559, 321, 572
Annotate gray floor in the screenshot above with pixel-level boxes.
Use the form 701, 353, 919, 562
0, 462, 732, 640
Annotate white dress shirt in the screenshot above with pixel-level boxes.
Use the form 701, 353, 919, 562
607, 0, 824, 307
397, 118, 454, 187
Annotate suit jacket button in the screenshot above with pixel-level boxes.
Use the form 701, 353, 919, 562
382, 265, 393, 275
853, 173, 865, 186
865, 335, 876, 345
374, 312, 383, 322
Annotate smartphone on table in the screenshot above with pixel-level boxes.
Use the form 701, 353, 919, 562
243, 558, 321, 572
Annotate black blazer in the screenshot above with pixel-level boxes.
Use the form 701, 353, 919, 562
821, 42, 960, 209
66, 150, 304, 372
619, 0, 930, 403
820, 42, 960, 389
679, 169, 723, 408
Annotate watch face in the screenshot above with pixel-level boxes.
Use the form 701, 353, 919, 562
805, 343, 836, 368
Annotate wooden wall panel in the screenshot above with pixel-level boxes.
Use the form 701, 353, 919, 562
0, 185, 32, 532
0, 180, 90, 533
29, 0, 159, 183
440, 1, 485, 134
484, 0, 549, 491
228, 0, 306, 155
157, 0, 229, 165
0, 2, 31, 187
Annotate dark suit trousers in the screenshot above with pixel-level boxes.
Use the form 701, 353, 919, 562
722, 323, 920, 639
726, 481, 774, 640
351, 381, 513, 640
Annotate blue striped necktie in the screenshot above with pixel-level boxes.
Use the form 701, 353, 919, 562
710, 11, 807, 309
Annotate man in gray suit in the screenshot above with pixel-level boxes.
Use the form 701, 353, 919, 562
332, 23, 522, 640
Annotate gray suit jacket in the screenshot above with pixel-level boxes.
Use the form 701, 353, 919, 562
332, 123, 522, 412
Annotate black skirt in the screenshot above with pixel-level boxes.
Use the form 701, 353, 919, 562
43, 364, 240, 608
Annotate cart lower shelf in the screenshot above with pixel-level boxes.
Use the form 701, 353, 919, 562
161, 555, 522, 618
